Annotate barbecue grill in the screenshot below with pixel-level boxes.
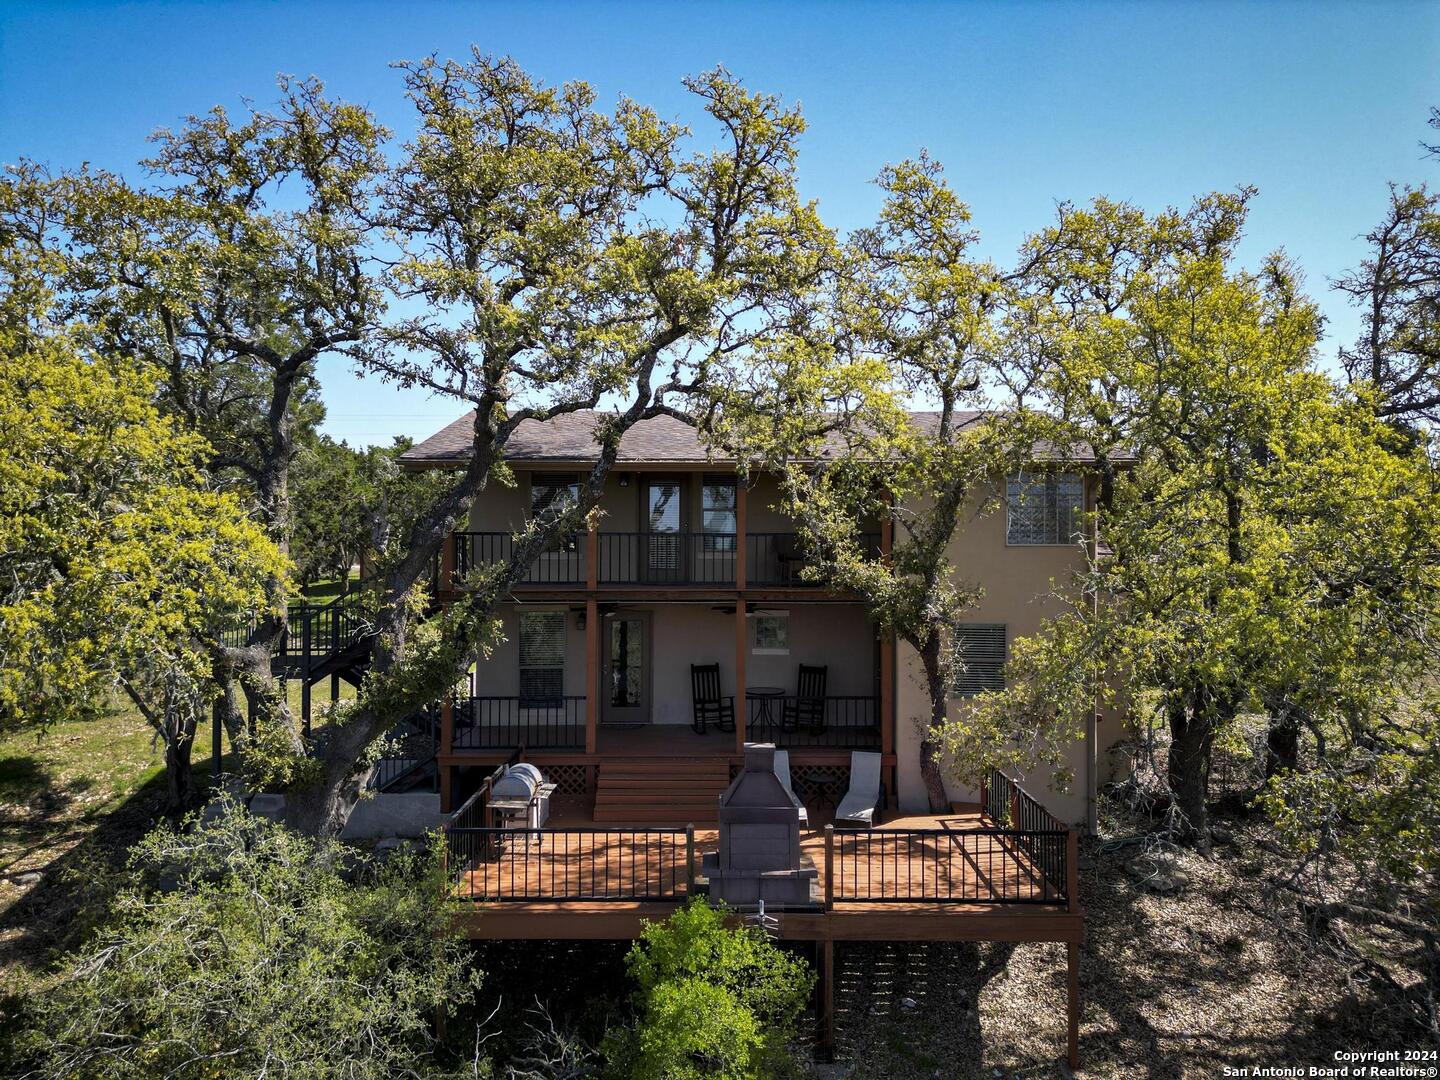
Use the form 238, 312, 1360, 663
490, 763, 553, 830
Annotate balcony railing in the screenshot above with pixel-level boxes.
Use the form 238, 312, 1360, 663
452, 695, 587, 752
745, 532, 881, 586
455, 532, 585, 586
746, 695, 881, 749
830, 826, 1071, 904
597, 532, 737, 585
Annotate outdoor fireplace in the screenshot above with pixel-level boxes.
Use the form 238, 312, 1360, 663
701, 743, 818, 907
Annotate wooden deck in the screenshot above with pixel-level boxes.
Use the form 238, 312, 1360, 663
451, 799, 1080, 941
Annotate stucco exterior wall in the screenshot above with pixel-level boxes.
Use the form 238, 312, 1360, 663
892, 479, 1111, 826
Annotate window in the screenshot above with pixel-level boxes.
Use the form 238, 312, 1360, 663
952, 624, 1006, 696
753, 613, 789, 654
646, 481, 682, 572
701, 476, 737, 552
1006, 473, 1084, 545
518, 611, 566, 706
531, 476, 580, 552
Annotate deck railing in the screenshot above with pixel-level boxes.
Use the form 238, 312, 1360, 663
746, 695, 881, 749
452, 696, 587, 751
746, 532, 882, 586
217, 594, 370, 668
828, 825, 1071, 905
446, 826, 694, 902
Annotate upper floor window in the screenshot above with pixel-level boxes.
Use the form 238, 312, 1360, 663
531, 476, 580, 552
1006, 473, 1084, 545
518, 611, 566, 706
701, 476, 737, 552
952, 623, 1007, 696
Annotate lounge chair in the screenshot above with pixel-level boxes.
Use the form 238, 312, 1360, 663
781, 664, 827, 735
834, 750, 883, 828
772, 749, 809, 826
690, 663, 736, 734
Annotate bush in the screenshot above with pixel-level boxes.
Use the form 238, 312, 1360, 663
14, 797, 477, 1079
603, 900, 813, 1080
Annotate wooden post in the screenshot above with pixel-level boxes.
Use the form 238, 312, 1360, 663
300, 612, 312, 737
585, 526, 598, 590
685, 824, 696, 893
439, 697, 455, 813
879, 630, 894, 807
585, 597, 599, 755
330, 672, 339, 702
441, 532, 457, 595
823, 824, 835, 909
735, 481, 748, 590
734, 603, 747, 753
1010, 785, 1020, 829
816, 939, 835, 1063
1067, 941, 1080, 1069
1067, 827, 1079, 912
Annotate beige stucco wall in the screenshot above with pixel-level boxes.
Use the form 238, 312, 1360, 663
468, 601, 876, 727
892, 479, 1116, 826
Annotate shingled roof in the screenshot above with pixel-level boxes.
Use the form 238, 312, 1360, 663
400, 409, 995, 468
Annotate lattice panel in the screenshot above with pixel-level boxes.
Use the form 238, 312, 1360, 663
792, 765, 849, 807
544, 764, 590, 796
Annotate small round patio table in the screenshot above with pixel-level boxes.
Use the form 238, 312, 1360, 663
746, 686, 786, 731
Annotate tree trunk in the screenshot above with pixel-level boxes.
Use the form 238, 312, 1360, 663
918, 634, 951, 813
1265, 704, 1300, 779
1166, 694, 1213, 852
166, 729, 196, 812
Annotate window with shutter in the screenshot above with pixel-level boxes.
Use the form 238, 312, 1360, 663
952, 624, 1007, 696
1006, 473, 1084, 545
518, 611, 566, 706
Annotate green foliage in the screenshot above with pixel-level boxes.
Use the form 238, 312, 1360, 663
603, 901, 813, 1080
0, 314, 285, 734
14, 799, 475, 1079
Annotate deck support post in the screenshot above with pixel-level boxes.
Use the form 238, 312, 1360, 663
816, 938, 835, 1063
1067, 941, 1080, 1069
734, 603, 747, 753
585, 527, 598, 590
685, 824, 696, 893
439, 696, 455, 813
331, 672, 339, 702
824, 824, 834, 909
300, 676, 311, 738
735, 481, 747, 590
585, 598, 599, 755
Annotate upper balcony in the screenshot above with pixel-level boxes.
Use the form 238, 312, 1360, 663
443, 529, 883, 591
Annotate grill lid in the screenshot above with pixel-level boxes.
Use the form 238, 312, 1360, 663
492, 762, 543, 802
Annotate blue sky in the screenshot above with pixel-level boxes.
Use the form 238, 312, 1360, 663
3, 1, 1437, 447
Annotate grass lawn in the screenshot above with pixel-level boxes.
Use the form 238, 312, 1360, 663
300, 572, 361, 604
0, 704, 222, 982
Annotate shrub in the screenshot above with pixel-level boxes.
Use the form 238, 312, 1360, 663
15, 797, 476, 1079
603, 900, 813, 1079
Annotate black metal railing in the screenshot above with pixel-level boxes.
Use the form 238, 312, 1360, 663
745, 532, 882, 586
452, 696, 587, 751
219, 594, 370, 669
830, 826, 1071, 905
367, 705, 440, 792
446, 827, 693, 902
597, 532, 737, 586
454, 531, 585, 586
746, 696, 881, 749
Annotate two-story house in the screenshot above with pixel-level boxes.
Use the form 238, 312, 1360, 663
397, 408, 1107, 1067
402, 409, 1118, 828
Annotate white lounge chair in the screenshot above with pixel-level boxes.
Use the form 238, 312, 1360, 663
772, 749, 809, 826
834, 751, 882, 828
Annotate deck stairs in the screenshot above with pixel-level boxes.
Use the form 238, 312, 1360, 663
592, 757, 732, 824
